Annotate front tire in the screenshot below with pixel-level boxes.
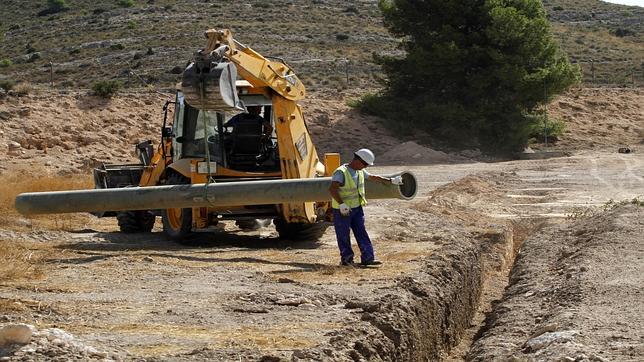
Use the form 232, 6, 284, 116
117, 211, 155, 233
161, 174, 193, 241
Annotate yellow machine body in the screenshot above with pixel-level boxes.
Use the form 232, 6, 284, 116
130, 29, 341, 238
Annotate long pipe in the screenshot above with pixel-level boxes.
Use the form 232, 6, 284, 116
15, 172, 417, 215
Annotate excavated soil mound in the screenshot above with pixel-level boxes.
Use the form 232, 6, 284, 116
379, 141, 468, 165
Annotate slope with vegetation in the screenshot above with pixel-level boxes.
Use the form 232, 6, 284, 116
0, 0, 641, 91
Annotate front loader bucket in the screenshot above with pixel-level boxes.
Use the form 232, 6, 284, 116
15, 172, 418, 215
182, 60, 241, 112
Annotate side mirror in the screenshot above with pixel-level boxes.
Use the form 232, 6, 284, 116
162, 127, 173, 137
175, 136, 185, 144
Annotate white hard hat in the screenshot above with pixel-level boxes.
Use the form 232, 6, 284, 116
354, 148, 375, 166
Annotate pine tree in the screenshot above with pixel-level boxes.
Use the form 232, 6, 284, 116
363, 0, 580, 152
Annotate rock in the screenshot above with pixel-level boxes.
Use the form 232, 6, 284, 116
45, 328, 74, 343
530, 322, 559, 338
232, 306, 269, 313
258, 355, 281, 362
345, 301, 381, 312
21, 346, 36, 353
590, 354, 608, 362
298, 303, 317, 310
0, 324, 34, 346
7, 140, 21, 154
275, 297, 310, 306
143, 256, 154, 262
524, 330, 578, 352
51, 338, 66, 347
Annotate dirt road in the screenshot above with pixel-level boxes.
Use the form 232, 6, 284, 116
1, 150, 641, 361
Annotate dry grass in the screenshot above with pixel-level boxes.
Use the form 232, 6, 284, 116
0, 173, 94, 230
59, 321, 333, 355
0, 239, 48, 282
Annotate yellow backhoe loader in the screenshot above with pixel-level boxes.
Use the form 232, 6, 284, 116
16, 29, 417, 242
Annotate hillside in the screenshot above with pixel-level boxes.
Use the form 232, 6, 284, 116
0, 86, 641, 178
0, 0, 641, 90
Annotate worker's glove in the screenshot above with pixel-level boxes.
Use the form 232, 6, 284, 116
339, 203, 351, 216
390, 176, 404, 185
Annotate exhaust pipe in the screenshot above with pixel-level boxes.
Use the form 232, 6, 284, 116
15, 172, 417, 215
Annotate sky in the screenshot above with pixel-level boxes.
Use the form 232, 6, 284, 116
602, 0, 644, 6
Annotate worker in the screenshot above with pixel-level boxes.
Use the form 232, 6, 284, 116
225, 105, 273, 137
328, 148, 404, 266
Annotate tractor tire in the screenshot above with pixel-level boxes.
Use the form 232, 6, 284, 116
274, 219, 328, 241
161, 174, 193, 242
117, 211, 155, 233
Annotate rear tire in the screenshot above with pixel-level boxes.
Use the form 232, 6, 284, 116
274, 219, 327, 241
117, 211, 155, 233
162, 174, 193, 241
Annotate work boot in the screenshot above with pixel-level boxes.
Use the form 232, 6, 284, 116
340, 260, 355, 267
360, 260, 383, 266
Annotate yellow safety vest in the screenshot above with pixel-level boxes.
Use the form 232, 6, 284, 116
331, 165, 367, 209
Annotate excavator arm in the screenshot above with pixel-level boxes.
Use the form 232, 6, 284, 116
216, 29, 324, 223
202, 29, 306, 102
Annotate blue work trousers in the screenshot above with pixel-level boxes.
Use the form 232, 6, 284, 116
333, 206, 374, 264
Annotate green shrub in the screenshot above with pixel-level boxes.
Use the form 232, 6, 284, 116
335, 33, 349, 41
344, 6, 359, 14
38, 0, 69, 16
91, 80, 122, 98
612, 28, 635, 37
48, 0, 68, 9
117, 0, 135, 8
127, 21, 137, 29
0, 80, 15, 91
527, 114, 566, 142
0, 59, 12, 67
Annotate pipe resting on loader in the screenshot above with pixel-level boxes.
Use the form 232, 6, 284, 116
15, 172, 417, 216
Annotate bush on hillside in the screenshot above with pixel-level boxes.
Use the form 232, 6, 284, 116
0, 80, 15, 92
335, 33, 349, 41
359, 0, 580, 154
612, 28, 635, 37
0, 59, 12, 67
92, 80, 122, 98
526, 114, 566, 143
117, 0, 135, 8
38, 0, 70, 16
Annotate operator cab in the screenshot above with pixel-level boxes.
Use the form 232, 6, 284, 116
171, 88, 279, 174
